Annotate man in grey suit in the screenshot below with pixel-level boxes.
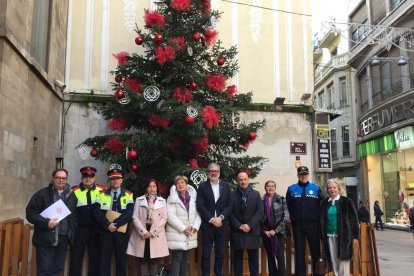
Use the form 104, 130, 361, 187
229, 171, 264, 276
196, 163, 233, 276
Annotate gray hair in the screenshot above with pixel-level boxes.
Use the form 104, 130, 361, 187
207, 162, 220, 171
326, 178, 341, 193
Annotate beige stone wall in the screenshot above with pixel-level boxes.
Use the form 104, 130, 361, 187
66, 0, 313, 103
0, 0, 68, 220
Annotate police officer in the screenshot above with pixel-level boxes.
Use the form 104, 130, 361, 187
93, 168, 134, 276
69, 166, 105, 276
286, 166, 324, 276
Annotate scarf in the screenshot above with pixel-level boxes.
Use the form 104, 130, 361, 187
145, 193, 158, 223
264, 193, 278, 258
178, 191, 191, 212
237, 186, 252, 210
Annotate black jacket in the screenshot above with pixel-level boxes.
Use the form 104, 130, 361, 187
320, 196, 359, 261
373, 203, 383, 217
26, 183, 77, 247
286, 181, 323, 223
229, 187, 264, 250
357, 206, 370, 223
196, 180, 233, 226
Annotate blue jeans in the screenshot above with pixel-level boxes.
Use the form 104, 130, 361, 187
170, 250, 188, 276
36, 236, 69, 276
233, 249, 258, 276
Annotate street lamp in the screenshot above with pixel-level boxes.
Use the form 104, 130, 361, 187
369, 55, 408, 66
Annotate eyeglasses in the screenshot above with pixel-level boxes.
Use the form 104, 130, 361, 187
54, 176, 67, 181
208, 170, 220, 173
81, 175, 95, 179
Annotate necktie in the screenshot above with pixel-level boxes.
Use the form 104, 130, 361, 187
86, 190, 92, 205
112, 191, 118, 211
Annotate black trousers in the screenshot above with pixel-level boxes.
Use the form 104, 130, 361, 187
233, 249, 258, 276
262, 234, 286, 276
291, 222, 321, 276
375, 216, 384, 230
201, 223, 227, 276
69, 226, 100, 276
100, 231, 129, 276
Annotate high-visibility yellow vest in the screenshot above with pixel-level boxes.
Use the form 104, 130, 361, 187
72, 184, 106, 207
97, 188, 134, 211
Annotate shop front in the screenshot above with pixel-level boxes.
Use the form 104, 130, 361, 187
358, 126, 414, 229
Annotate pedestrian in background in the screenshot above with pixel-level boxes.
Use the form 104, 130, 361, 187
229, 172, 264, 276
409, 203, 414, 238
261, 180, 289, 276
70, 166, 105, 276
26, 168, 77, 276
166, 175, 201, 276
127, 179, 169, 276
93, 168, 134, 276
196, 162, 233, 276
320, 179, 359, 276
286, 166, 324, 276
357, 201, 370, 224
373, 200, 384, 230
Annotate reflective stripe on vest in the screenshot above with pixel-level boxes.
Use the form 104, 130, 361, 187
98, 192, 133, 211
74, 186, 104, 207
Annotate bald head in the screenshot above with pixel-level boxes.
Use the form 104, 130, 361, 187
237, 172, 249, 190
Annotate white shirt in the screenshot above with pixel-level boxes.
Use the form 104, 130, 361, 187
328, 194, 340, 205
210, 182, 220, 219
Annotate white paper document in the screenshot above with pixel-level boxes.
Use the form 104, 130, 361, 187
40, 199, 71, 222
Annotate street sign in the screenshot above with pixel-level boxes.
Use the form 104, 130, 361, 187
290, 142, 307, 155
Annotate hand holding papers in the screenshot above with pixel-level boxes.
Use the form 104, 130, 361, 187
40, 199, 71, 222
106, 210, 128, 233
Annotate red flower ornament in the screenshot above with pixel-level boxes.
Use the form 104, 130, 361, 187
171, 0, 191, 12
189, 158, 199, 169
226, 85, 238, 100
149, 114, 169, 130
112, 52, 129, 65
107, 118, 127, 131
124, 79, 143, 94
155, 46, 175, 66
205, 73, 226, 93
170, 36, 186, 52
172, 87, 193, 103
192, 136, 209, 152
145, 10, 166, 27
105, 137, 123, 154
203, 27, 218, 47
201, 106, 222, 129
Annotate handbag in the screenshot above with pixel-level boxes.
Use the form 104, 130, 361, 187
314, 256, 332, 275
156, 265, 170, 276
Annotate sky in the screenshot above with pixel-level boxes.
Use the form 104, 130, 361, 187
312, 0, 350, 35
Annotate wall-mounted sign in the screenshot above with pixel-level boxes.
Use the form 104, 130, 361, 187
359, 92, 414, 138
290, 142, 307, 155
317, 138, 332, 171
394, 126, 414, 150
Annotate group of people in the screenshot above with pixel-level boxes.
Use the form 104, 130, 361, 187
26, 163, 361, 276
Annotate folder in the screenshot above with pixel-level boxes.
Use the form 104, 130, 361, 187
105, 210, 128, 233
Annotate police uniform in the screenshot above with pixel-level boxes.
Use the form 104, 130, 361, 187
69, 167, 105, 276
93, 168, 134, 276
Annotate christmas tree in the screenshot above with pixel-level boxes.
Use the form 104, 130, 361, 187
83, 0, 266, 195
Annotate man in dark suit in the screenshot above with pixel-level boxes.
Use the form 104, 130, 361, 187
196, 163, 233, 276
229, 172, 264, 276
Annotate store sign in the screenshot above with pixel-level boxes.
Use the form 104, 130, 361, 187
359, 92, 414, 138
317, 138, 332, 170
316, 125, 332, 172
290, 142, 307, 154
394, 126, 414, 150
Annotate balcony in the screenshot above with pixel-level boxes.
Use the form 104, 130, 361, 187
314, 53, 349, 85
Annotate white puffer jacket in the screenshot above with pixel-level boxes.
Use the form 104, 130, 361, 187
166, 185, 201, 250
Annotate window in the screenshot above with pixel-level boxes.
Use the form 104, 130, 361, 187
327, 84, 335, 109
359, 70, 369, 113
390, 0, 401, 11
31, 0, 51, 70
331, 129, 338, 159
342, 126, 350, 157
339, 78, 348, 107
318, 92, 326, 109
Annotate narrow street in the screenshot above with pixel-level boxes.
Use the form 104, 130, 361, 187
376, 229, 414, 275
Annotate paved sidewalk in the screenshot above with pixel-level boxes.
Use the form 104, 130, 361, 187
375, 229, 414, 275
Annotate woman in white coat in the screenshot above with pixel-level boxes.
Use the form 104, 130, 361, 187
166, 175, 201, 276
126, 179, 169, 276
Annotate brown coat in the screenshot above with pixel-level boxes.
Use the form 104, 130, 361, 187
126, 195, 169, 258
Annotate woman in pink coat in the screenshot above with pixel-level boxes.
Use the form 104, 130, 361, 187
126, 179, 169, 276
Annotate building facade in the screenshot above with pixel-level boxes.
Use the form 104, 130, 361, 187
63, 0, 316, 195
313, 16, 360, 204
348, 0, 414, 228
0, 0, 68, 219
